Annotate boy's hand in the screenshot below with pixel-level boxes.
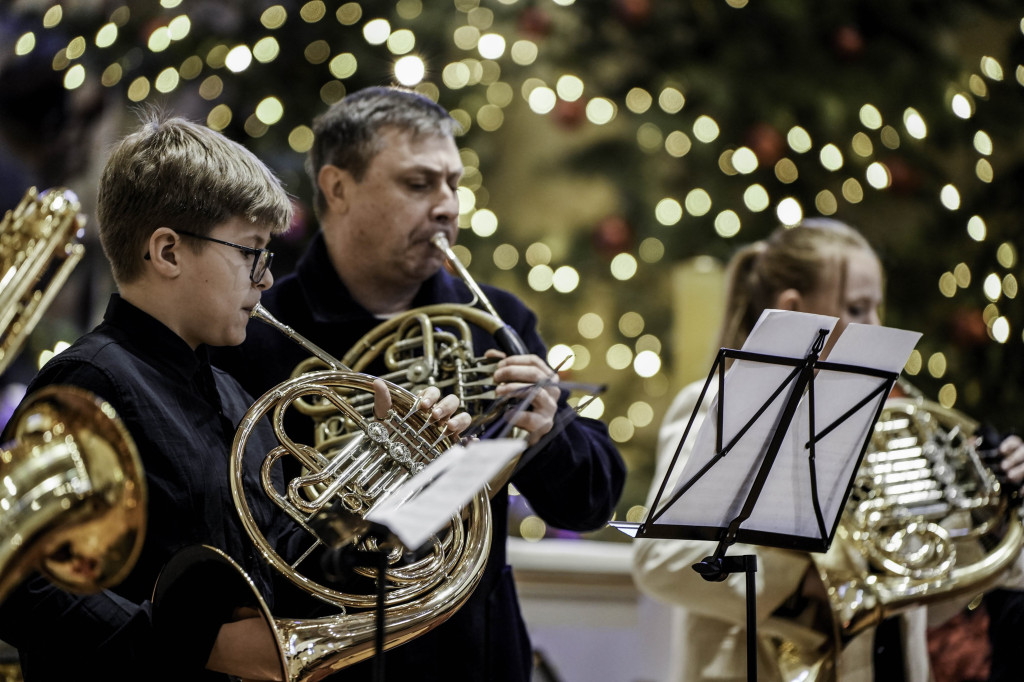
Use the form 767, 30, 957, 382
998, 434, 1024, 487
371, 379, 471, 436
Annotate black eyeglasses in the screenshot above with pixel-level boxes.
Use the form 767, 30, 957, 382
145, 229, 274, 284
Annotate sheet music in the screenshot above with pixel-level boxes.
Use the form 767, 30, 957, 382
656, 311, 920, 543
365, 438, 526, 550
746, 323, 923, 537
657, 310, 838, 528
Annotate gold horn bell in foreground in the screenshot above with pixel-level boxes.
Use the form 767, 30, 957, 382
0, 384, 147, 604
771, 389, 1024, 682
155, 328, 491, 682
156, 234, 531, 681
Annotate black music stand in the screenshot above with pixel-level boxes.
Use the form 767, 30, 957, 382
613, 310, 921, 681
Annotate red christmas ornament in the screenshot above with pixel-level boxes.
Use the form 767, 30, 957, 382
613, 0, 652, 27
833, 25, 865, 60
745, 122, 785, 167
886, 157, 919, 195
592, 215, 634, 258
553, 98, 587, 130
517, 7, 552, 39
949, 307, 988, 349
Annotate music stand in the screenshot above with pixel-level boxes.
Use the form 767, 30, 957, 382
613, 310, 921, 681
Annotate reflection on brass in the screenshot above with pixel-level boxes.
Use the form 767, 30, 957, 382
0, 386, 146, 603
0, 187, 85, 376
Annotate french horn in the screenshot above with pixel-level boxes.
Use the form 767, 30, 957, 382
157, 232, 530, 680
772, 386, 1024, 681
289, 234, 528, 437
0, 385, 146, 605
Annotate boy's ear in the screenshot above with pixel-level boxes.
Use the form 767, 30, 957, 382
774, 288, 802, 312
146, 227, 183, 279
317, 164, 351, 213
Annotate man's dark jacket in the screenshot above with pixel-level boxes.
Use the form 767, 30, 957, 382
213, 231, 626, 681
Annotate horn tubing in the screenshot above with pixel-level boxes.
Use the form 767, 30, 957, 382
250, 302, 353, 372
431, 232, 529, 356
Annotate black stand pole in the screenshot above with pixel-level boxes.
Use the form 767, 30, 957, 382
316, 508, 395, 682
373, 549, 387, 682
693, 553, 759, 682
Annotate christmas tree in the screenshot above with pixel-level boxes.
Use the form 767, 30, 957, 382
4, 0, 1024, 533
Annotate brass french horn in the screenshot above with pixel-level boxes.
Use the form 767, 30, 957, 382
289, 233, 528, 434
0, 386, 146, 605
772, 387, 1024, 681
157, 232, 529, 680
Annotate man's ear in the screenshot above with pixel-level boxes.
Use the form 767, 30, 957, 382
146, 227, 183, 279
317, 164, 352, 214
774, 288, 802, 312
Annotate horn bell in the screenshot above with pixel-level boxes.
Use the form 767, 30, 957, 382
0, 386, 147, 603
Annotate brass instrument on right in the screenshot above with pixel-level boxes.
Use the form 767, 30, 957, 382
776, 390, 1024, 681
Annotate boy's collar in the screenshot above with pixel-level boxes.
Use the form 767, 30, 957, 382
103, 294, 207, 379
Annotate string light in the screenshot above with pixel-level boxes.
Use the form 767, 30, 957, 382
20, 1, 1024, 523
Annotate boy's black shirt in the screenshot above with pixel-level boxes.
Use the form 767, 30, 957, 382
0, 294, 300, 681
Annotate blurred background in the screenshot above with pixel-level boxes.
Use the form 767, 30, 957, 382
3, 0, 1024, 545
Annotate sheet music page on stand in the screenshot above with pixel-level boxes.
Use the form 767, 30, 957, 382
366, 439, 526, 550
744, 323, 921, 538
656, 310, 838, 529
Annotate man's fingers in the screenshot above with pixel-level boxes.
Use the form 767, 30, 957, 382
446, 411, 472, 435
372, 379, 392, 420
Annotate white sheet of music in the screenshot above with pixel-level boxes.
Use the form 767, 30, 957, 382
366, 438, 526, 550
743, 322, 922, 537
655, 310, 920, 542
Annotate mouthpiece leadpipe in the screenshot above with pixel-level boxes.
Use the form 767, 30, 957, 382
250, 302, 352, 372
431, 232, 502, 320
430, 232, 529, 356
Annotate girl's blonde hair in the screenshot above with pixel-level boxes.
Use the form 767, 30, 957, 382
718, 218, 877, 349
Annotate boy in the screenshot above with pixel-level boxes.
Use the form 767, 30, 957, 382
0, 115, 465, 681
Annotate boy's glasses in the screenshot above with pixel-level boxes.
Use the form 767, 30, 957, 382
145, 229, 274, 284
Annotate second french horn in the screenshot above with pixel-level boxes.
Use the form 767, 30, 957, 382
772, 387, 1024, 681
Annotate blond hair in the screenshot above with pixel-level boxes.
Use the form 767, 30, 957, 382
718, 219, 878, 349
97, 114, 292, 284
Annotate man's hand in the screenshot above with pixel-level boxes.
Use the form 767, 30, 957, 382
371, 379, 471, 436
485, 349, 559, 446
998, 434, 1024, 487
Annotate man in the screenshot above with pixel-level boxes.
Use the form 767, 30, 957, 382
213, 86, 627, 680
0, 115, 467, 681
